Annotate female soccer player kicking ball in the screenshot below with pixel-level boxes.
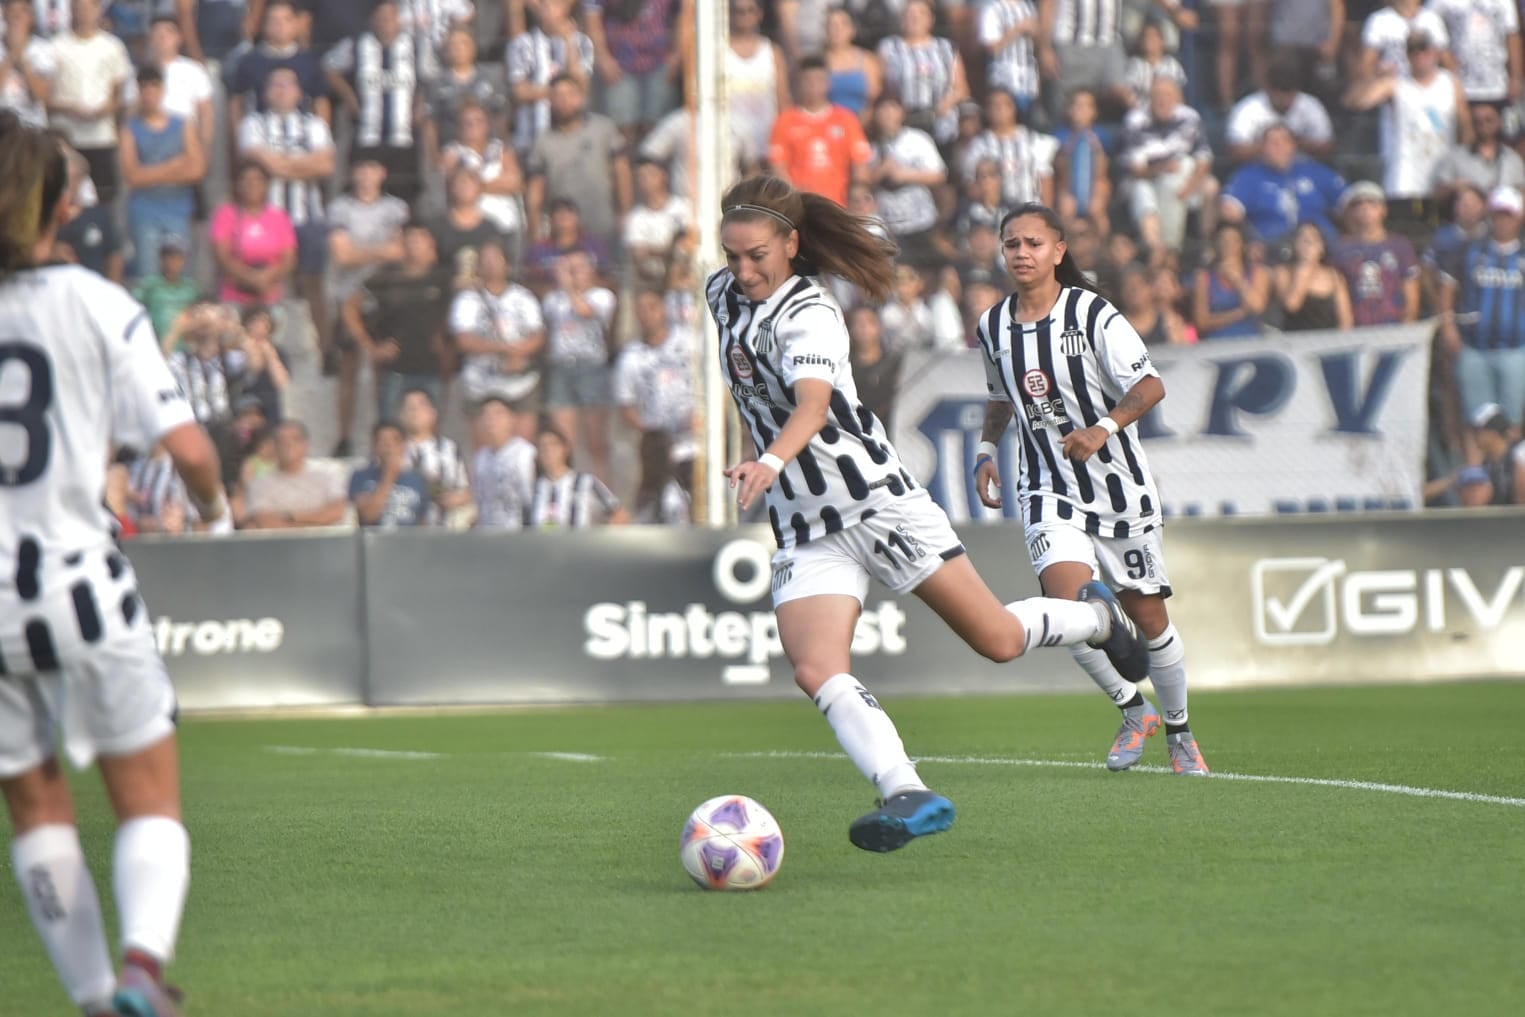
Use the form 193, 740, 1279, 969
974, 203, 1208, 776
707, 177, 1151, 854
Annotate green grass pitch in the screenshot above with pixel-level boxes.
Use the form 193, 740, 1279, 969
3, 682, 1523, 1017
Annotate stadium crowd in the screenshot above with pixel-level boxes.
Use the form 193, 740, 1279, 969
6, 0, 1525, 533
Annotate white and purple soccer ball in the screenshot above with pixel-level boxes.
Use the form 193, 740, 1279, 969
680, 795, 785, 890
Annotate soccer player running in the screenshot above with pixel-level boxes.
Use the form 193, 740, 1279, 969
0, 113, 227, 1017
974, 203, 1208, 776
709, 176, 1150, 854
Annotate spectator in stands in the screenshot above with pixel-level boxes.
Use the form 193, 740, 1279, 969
343, 220, 453, 418
1466, 403, 1525, 503
1424, 179, 1488, 300
350, 420, 432, 528
327, 1, 422, 204
584, 0, 681, 150
1053, 88, 1109, 234
526, 72, 630, 252
53, 143, 122, 280
1219, 123, 1346, 243
1226, 51, 1337, 164
1124, 18, 1187, 108
441, 97, 526, 256
879, 263, 956, 352
1095, 227, 1142, 294
639, 75, 759, 199
210, 160, 297, 311
47, 0, 132, 203
238, 67, 334, 351
526, 424, 627, 527
453, 238, 545, 436
868, 93, 947, 268
328, 154, 409, 454
134, 234, 196, 345
823, 3, 882, 121
847, 304, 902, 431
178, 0, 248, 65
1273, 220, 1355, 329
1345, 30, 1469, 215
524, 196, 613, 292
726, 0, 789, 164
879, 0, 969, 147
961, 271, 1006, 336
1332, 179, 1422, 324
1439, 186, 1525, 426
470, 396, 536, 529
432, 166, 503, 285
614, 287, 695, 521
1153, 263, 1196, 341
952, 158, 1011, 237
962, 87, 1057, 208
1266, 0, 1342, 99
234, 302, 289, 423
980, 0, 1040, 117
1194, 220, 1270, 338
542, 250, 617, 481
1120, 75, 1218, 258
145, 15, 212, 155
425, 24, 508, 170
228, 1, 329, 135
397, 0, 472, 82
1, 0, 54, 127
32, 0, 70, 37
1210, 0, 1270, 109
768, 57, 871, 208
401, 386, 475, 527
121, 64, 204, 281
1425, 0, 1520, 109
508, 0, 592, 155
1432, 101, 1525, 198
126, 442, 198, 534
624, 156, 691, 288
1357, 0, 1450, 82
1122, 262, 1189, 344
243, 420, 349, 530
1038, 0, 1134, 118
167, 300, 235, 432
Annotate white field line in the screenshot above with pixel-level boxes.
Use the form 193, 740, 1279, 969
728, 750, 1525, 809
529, 751, 606, 762
265, 745, 442, 760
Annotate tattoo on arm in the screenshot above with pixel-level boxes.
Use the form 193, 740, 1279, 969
981, 401, 1015, 443
1109, 377, 1164, 426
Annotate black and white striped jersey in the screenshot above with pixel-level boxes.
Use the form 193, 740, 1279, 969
877, 35, 958, 118
976, 286, 1162, 538
237, 110, 333, 226
1050, 0, 1122, 47
705, 269, 922, 550
527, 471, 622, 529
979, 0, 1040, 100
324, 31, 417, 148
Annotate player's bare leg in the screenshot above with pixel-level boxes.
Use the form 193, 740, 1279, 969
98, 736, 190, 1017
1119, 591, 1207, 776
777, 595, 952, 852
4, 758, 118, 1017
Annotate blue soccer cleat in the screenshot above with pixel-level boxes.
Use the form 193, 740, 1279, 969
112, 966, 183, 1017
848, 789, 956, 853
1078, 581, 1151, 684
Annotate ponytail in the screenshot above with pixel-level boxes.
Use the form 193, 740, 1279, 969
722, 176, 898, 303
0, 112, 68, 282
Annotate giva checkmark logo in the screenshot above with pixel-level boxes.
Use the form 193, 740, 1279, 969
1251, 558, 1348, 646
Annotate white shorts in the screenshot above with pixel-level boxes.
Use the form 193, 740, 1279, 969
770, 492, 965, 607
1024, 522, 1173, 598
0, 548, 177, 779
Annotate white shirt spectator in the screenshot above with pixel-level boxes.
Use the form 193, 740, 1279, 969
623, 195, 692, 256
1227, 90, 1336, 151
1362, 5, 1450, 77
472, 437, 536, 529
0, 35, 54, 126
450, 283, 545, 402
1383, 70, 1463, 196
1426, 0, 1519, 101
161, 54, 214, 126
399, 0, 474, 80
872, 126, 945, 235
639, 108, 758, 198
541, 285, 617, 367
48, 27, 133, 147
979, 0, 1040, 102
442, 138, 524, 235
614, 327, 696, 459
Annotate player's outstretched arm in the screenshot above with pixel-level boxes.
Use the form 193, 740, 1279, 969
726, 378, 833, 511
162, 422, 230, 530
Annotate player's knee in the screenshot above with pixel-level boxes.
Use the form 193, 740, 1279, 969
976, 626, 1026, 664
2, 762, 75, 832
792, 664, 838, 697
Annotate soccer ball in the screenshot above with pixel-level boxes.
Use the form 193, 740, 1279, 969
680, 795, 785, 890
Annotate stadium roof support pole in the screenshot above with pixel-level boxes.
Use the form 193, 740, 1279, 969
691, 0, 734, 528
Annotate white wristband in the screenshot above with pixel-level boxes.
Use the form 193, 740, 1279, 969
975, 441, 1000, 462
1097, 417, 1121, 438
758, 452, 786, 473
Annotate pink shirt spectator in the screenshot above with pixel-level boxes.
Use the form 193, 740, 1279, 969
208, 203, 297, 305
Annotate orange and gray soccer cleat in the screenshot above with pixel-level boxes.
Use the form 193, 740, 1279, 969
1166, 732, 1210, 776
1107, 699, 1161, 771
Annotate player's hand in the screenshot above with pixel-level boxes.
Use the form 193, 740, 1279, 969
975, 458, 1002, 509
1061, 425, 1109, 463
725, 460, 777, 512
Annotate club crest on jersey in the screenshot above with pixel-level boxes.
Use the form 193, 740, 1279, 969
1023, 370, 1050, 398
1058, 328, 1086, 356
728, 344, 754, 380
754, 320, 775, 354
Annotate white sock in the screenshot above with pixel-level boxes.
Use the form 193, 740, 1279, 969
1070, 644, 1139, 706
1148, 625, 1189, 727
11, 825, 116, 1012
1004, 598, 1103, 653
113, 817, 190, 965
813, 673, 925, 799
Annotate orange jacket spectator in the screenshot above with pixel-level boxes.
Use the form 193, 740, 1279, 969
767, 57, 871, 207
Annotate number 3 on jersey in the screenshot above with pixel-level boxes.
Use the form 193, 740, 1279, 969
0, 341, 55, 487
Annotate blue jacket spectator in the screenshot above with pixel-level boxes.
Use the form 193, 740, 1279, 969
1220, 123, 1345, 244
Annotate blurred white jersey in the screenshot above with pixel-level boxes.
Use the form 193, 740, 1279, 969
0, 265, 194, 566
